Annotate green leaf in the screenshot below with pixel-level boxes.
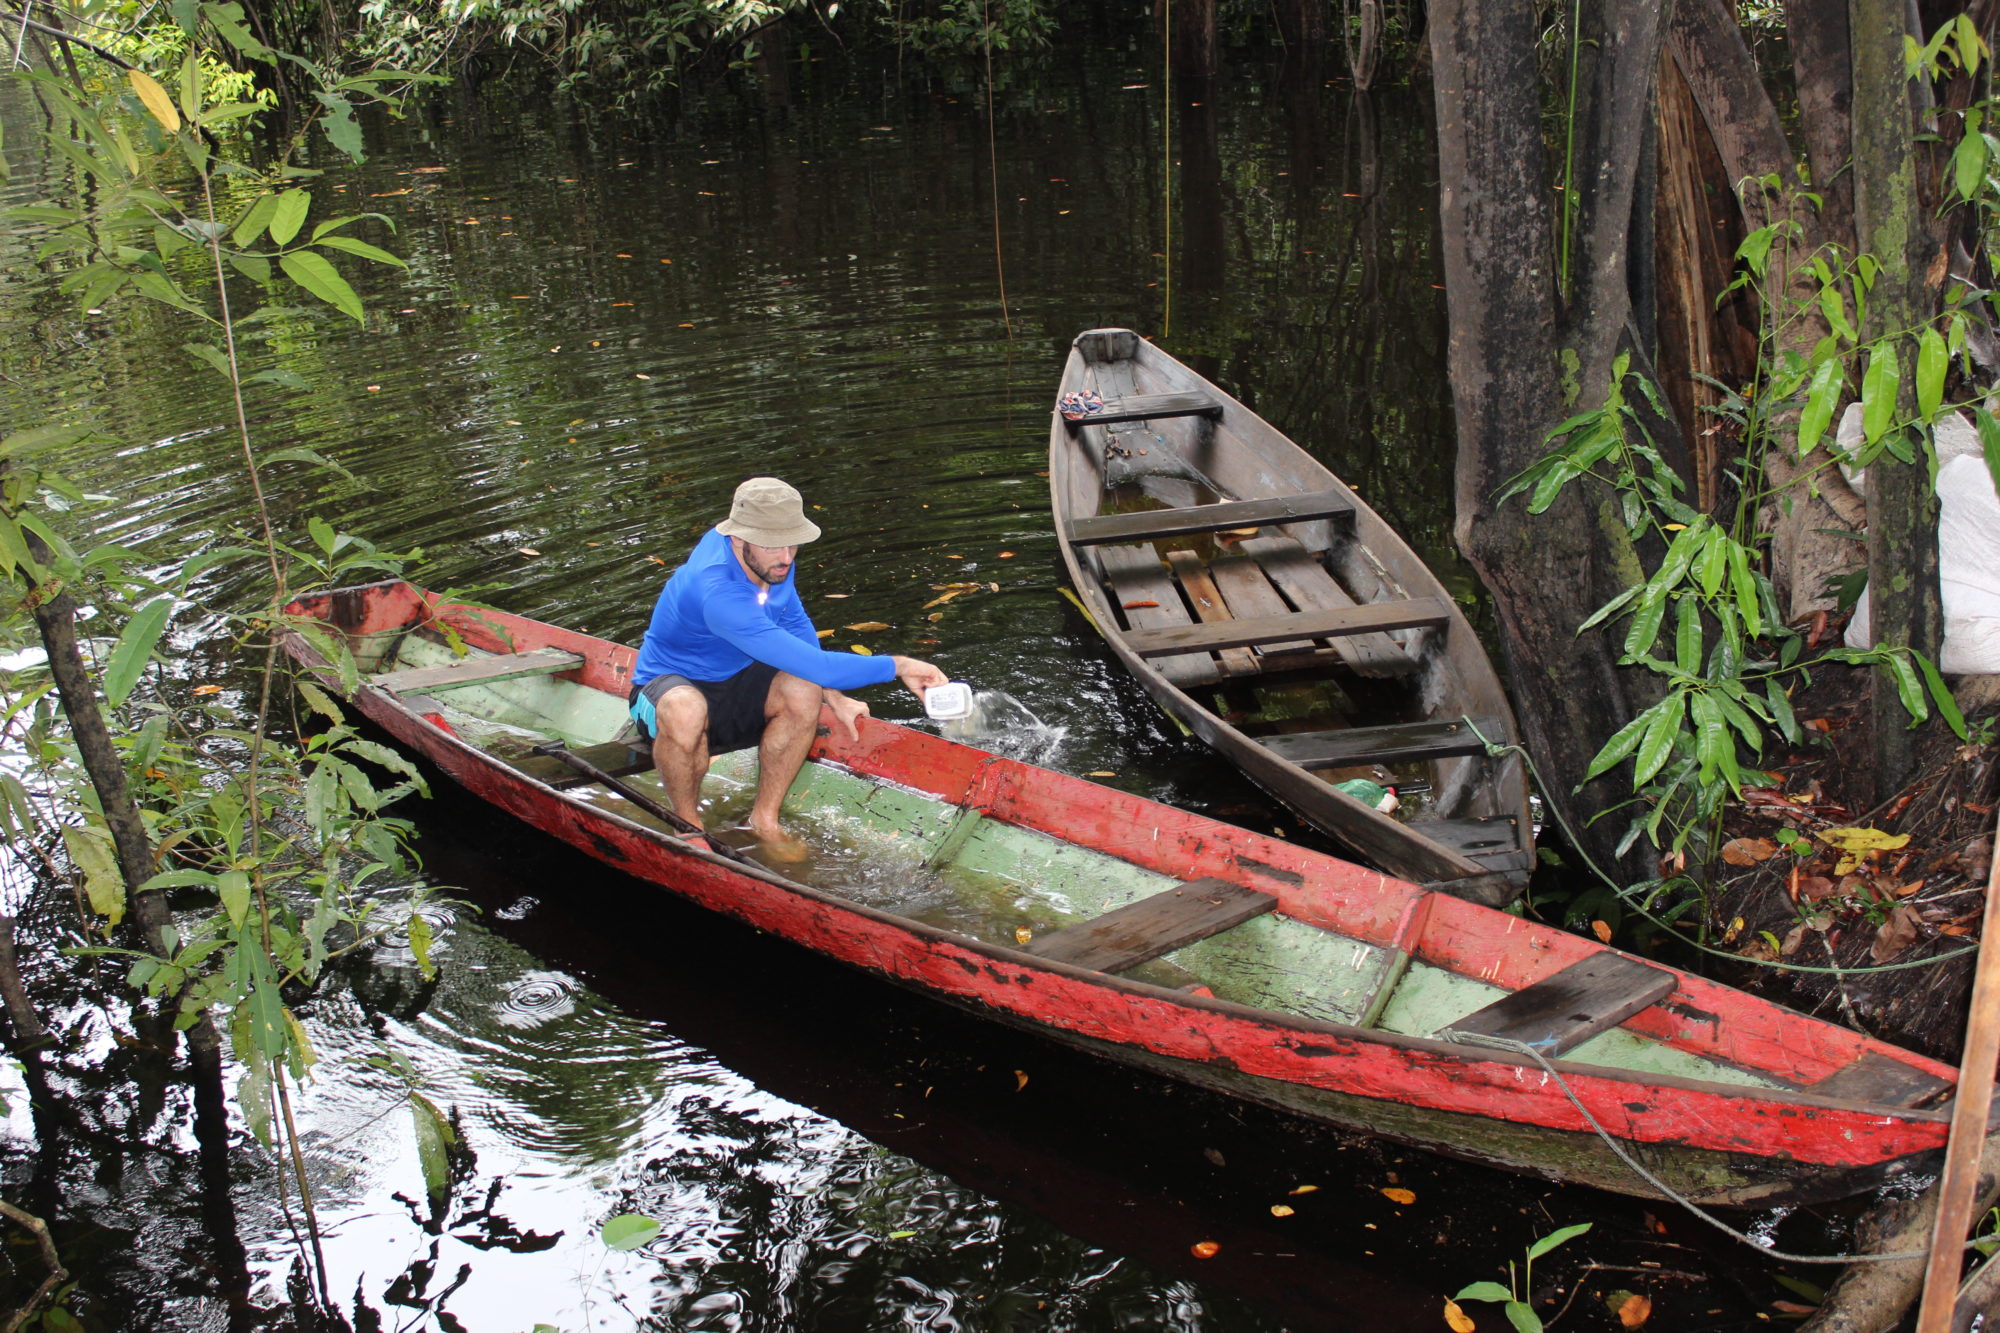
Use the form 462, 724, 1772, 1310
1884, 651, 1928, 724
1917, 327, 1947, 421
279, 250, 363, 322
202, 2, 273, 59
1819, 284, 1856, 342
227, 252, 272, 285
1915, 652, 1968, 739
602, 1213, 662, 1252
1953, 127, 1989, 201
1455, 1281, 1513, 1303
1504, 1302, 1545, 1333
406, 910, 436, 981
1690, 691, 1727, 784
313, 91, 366, 161
1577, 584, 1642, 634
1798, 357, 1843, 456
268, 188, 311, 246
104, 596, 173, 707
217, 869, 250, 928
1726, 542, 1764, 638
1861, 345, 1899, 444
1583, 703, 1659, 782
1633, 692, 1687, 786
232, 192, 278, 247
1674, 598, 1701, 673
1736, 225, 1776, 277
183, 342, 233, 378
1975, 407, 2000, 496
63, 823, 124, 927
409, 1090, 455, 1203
1766, 677, 1801, 745
314, 234, 405, 266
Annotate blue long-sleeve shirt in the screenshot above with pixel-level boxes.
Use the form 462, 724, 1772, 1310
633, 526, 896, 691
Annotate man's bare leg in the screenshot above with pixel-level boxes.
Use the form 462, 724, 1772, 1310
650, 685, 711, 831
748, 670, 820, 858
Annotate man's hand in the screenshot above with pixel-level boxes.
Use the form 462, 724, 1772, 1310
890, 655, 949, 702
824, 690, 870, 742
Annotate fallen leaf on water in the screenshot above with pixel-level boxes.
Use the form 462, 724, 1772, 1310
518, 548, 541, 557
636, 373, 651, 380
998, 551, 1016, 558
1087, 770, 1117, 778
506, 420, 522, 425
888, 1229, 917, 1239
844, 621, 891, 632
1721, 837, 1780, 865
850, 644, 872, 655
679, 322, 695, 328
646, 555, 666, 565
1190, 1241, 1220, 1259
1123, 599, 1160, 609
366, 384, 381, 392
192, 684, 223, 696
1288, 1184, 1319, 1195
1014, 926, 1033, 944
1269, 1204, 1295, 1218
927, 613, 943, 623
1591, 920, 1613, 943
1013, 1070, 1029, 1091
1771, 1301, 1817, 1316
923, 590, 965, 609
1444, 1300, 1476, 1333
1382, 1187, 1416, 1205
1203, 1148, 1226, 1167
817, 629, 834, 638
824, 593, 851, 599
1616, 1292, 1653, 1328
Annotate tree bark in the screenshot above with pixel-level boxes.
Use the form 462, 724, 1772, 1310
1851, 0, 1943, 800
1429, 0, 1651, 876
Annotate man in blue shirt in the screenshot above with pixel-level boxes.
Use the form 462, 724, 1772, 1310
632, 476, 947, 856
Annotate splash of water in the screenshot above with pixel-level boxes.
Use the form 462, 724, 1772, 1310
939, 689, 1069, 765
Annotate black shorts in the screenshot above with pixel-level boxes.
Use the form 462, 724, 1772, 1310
630, 660, 780, 755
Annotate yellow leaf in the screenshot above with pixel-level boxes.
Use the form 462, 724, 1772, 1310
1616, 1293, 1652, 1328
1444, 1299, 1477, 1333
192, 684, 223, 696
1013, 1069, 1029, 1091
926, 612, 943, 622
1381, 1187, 1416, 1205
1014, 926, 1033, 944
823, 593, 851, 599
128, 70, 180, 132
1818, 827, 1911, 853
1190, 1241, 1220, 1259
1663, 522, 1687, 531
517, 548, 540, 557
844, 621, 891, 632
1591, 919, 1613, 943
816, 629, 834, 638
850, 644, 872, 655
1288, 1184, 1319, 1195
1269, 1204, 1295, 1218
1087, 770, 1116, 778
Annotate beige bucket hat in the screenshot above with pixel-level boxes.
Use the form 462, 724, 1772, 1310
716, 476, 822, 547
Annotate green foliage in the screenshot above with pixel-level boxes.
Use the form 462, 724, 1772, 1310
1, 0, 456, 1288
1452, 1222, 1591, 1333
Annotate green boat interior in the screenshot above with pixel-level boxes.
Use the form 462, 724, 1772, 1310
341, 628, 1800, 1097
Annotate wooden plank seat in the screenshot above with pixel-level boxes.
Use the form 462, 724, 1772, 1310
1164, 551, 1259, 677
1205, 551, 1316, 654
1020, 877, 1277, 973
1066, 490, 1355, 547
1261, 716, 1502, 770
1807, 1051, 1954, 1107
1121, 597, 1450, 658
371, 647, 584, 695
1442, 953, 1677, 1057
1238, 535, 1418, 676
1093, 544, 1219, 688
1062, 390, 1224, 431
513, 739, 654, 790
1420, 815, 1526, 863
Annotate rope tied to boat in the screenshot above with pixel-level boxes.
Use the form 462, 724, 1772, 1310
1453, 715, 1980, 978
1435, 1027, 1960, 1265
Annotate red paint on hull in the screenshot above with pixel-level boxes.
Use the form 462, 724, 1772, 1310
282, 582, 1958, 1205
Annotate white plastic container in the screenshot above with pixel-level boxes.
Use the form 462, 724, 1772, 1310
924, 681, 973, 721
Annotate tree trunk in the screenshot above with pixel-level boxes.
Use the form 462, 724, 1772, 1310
1851, 0, 1943, 800
1429, 0, 1652, 876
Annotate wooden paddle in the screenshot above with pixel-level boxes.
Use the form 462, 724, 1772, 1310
1915, 809, 2000, 1332
530, 742, 758, 868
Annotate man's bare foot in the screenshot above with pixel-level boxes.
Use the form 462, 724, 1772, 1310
748, 819, 810, 863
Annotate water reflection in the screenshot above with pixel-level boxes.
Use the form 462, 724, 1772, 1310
0, 25, 1800, 1333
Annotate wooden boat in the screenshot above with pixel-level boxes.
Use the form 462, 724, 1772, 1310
1049, 328, 1534, 904
280, 580, 1960, 1208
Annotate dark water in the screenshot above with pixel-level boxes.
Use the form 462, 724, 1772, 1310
1, 25, 1842, 1331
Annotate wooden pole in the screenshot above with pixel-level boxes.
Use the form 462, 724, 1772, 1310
1915, 810, 2000, 1332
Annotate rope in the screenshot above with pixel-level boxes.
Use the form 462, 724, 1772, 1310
1456, 716, 1980, 976
1437, 1028, 1968, 1265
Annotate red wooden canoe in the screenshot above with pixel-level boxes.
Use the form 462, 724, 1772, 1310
280, 580, 1960, 1207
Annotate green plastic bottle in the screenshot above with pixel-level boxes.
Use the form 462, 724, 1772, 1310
1332, 778, 1399, 814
